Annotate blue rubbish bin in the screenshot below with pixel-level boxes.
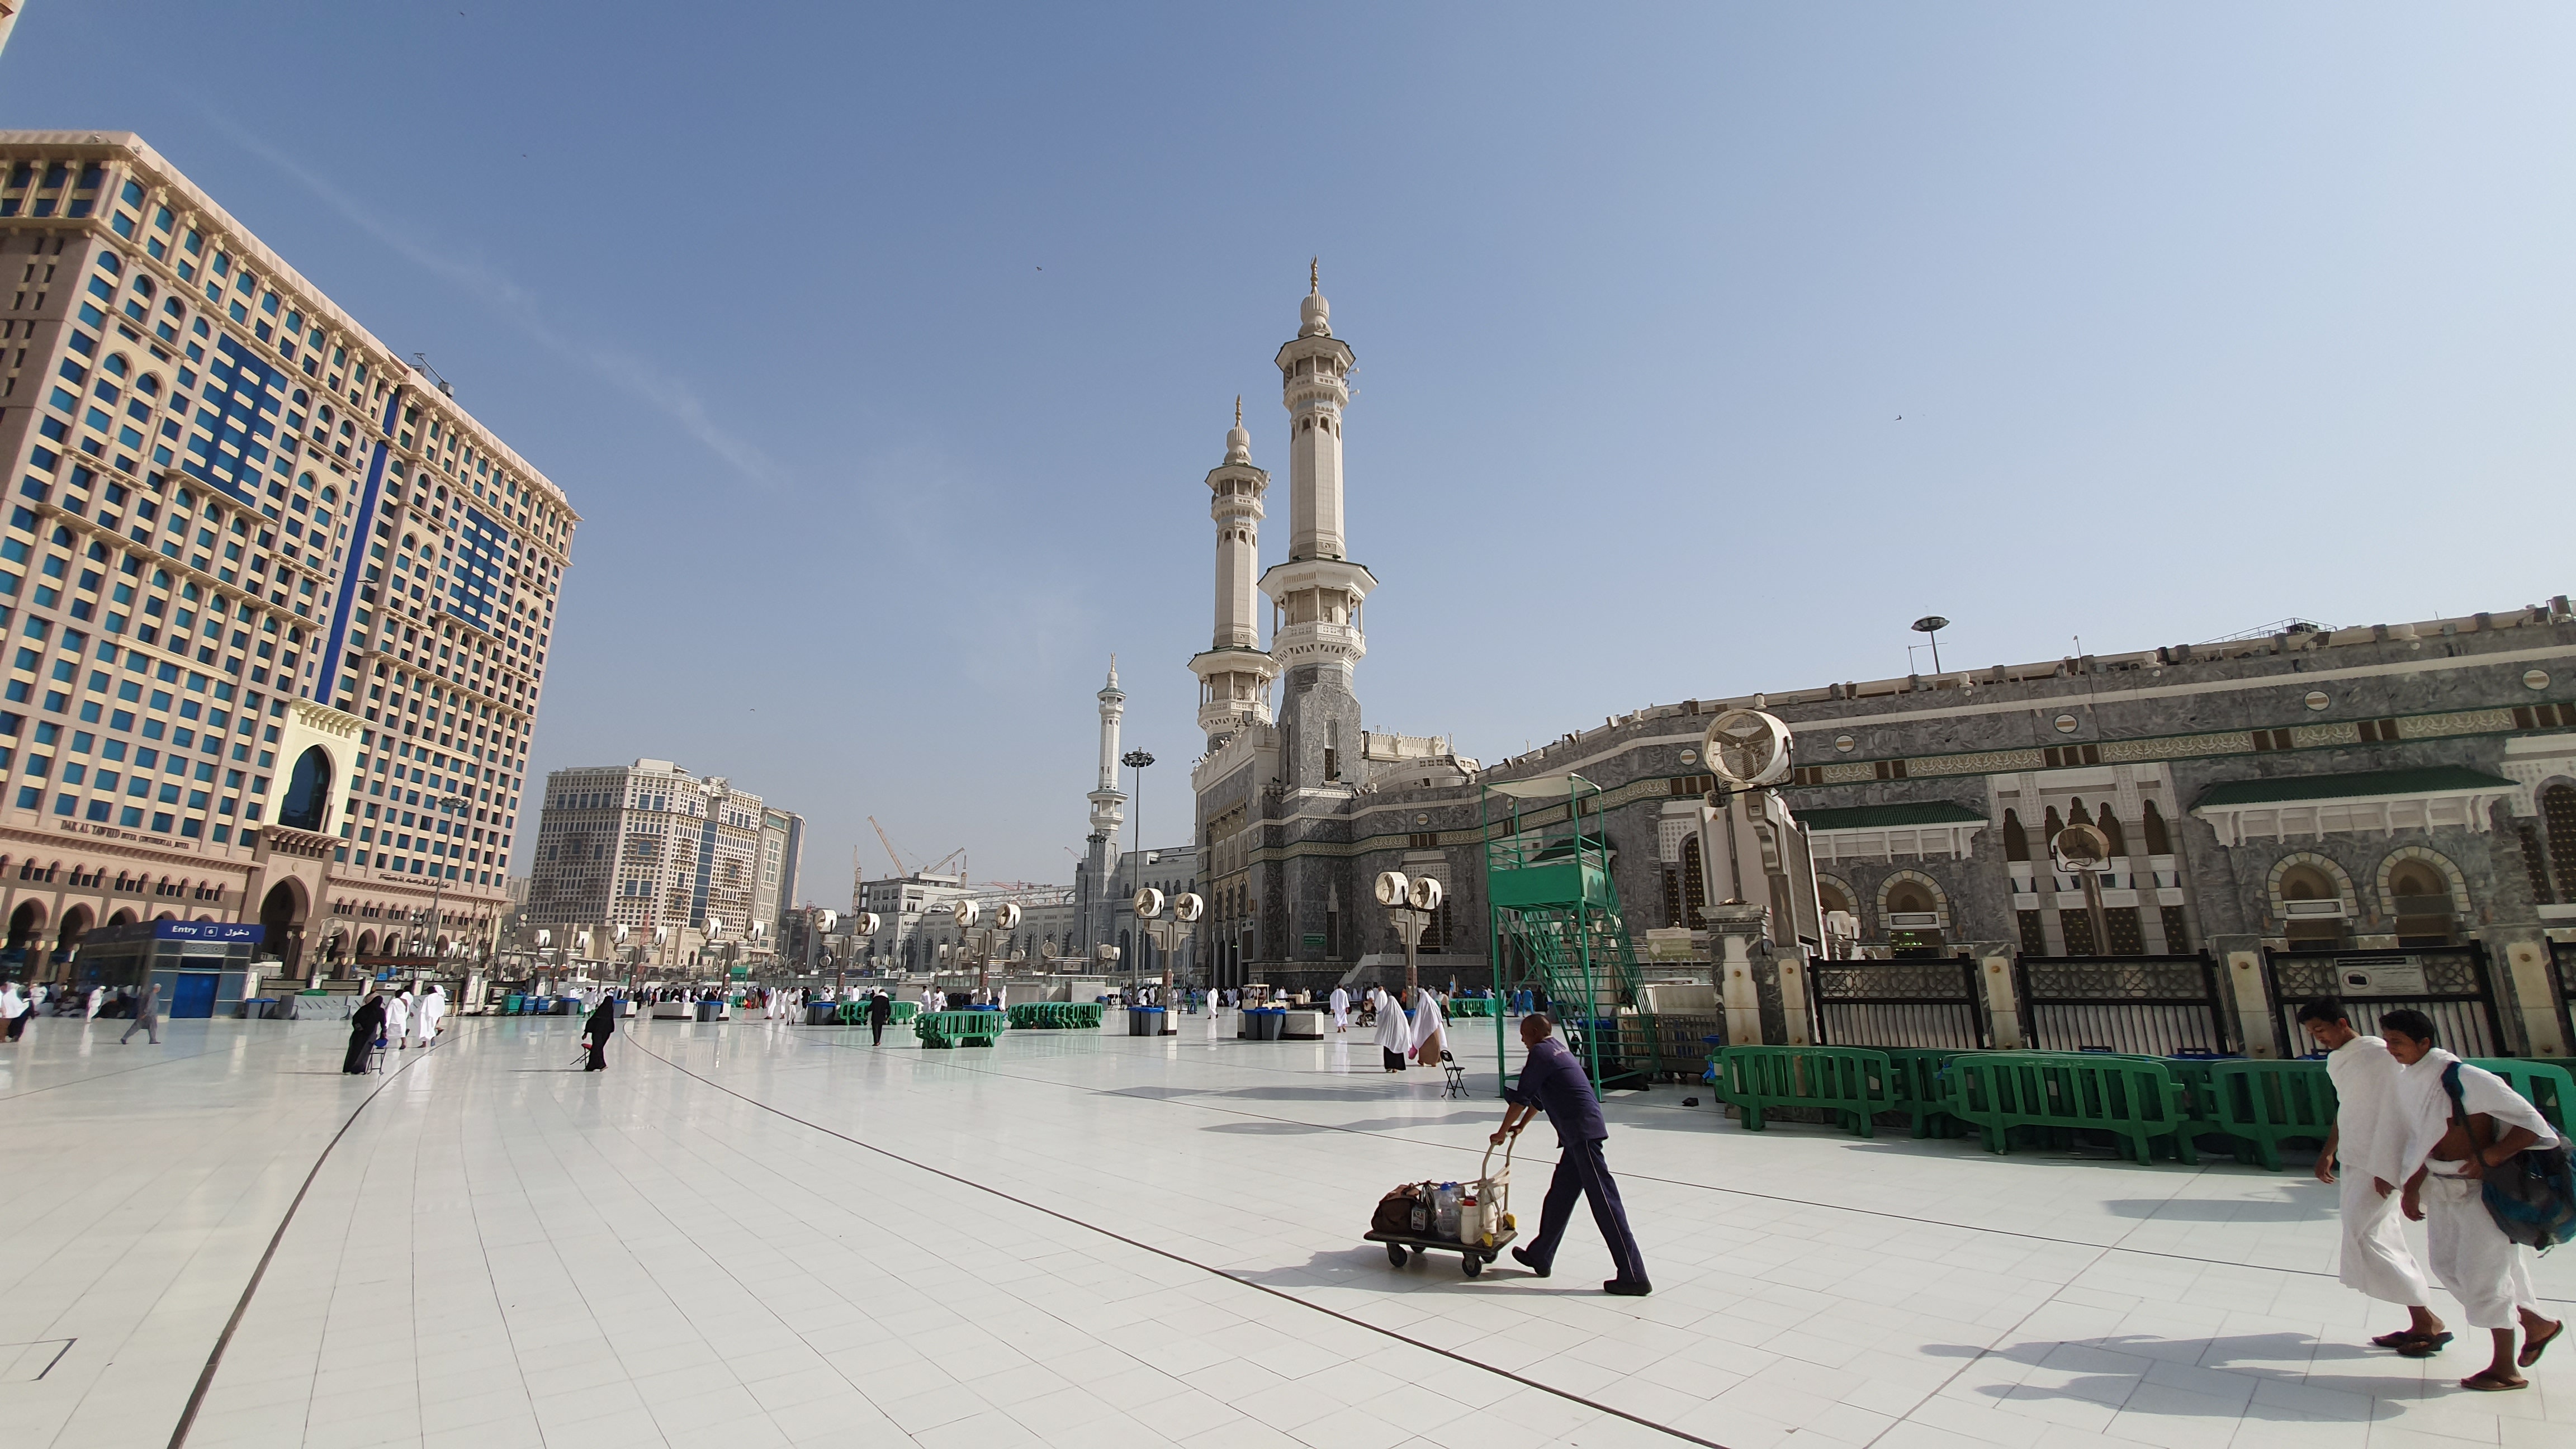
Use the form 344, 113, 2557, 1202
1129, 1006, 1167, 1036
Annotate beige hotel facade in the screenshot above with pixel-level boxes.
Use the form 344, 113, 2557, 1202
0, 132, 576, 984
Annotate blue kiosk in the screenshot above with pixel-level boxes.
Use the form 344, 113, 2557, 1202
69, 920, 267, 1018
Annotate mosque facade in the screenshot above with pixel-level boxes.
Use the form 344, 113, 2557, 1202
1172, 275, 2576, 1058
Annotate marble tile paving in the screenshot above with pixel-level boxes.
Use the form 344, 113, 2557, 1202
0, 1008, 2566, 1448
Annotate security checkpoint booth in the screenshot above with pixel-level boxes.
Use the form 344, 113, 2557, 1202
68, 920, 267, 1018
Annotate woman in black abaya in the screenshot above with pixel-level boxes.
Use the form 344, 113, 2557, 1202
581, 996, 617, 1071
343, 990, 387, 1074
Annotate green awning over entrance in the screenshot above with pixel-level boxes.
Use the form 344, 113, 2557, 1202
1794, 801, 1987, 832
2193, 766, 2515, 809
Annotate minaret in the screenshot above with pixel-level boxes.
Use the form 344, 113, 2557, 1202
1260, 263, 1377, 789
1087, 658, 1127, 844
1080, 659, 1128, 954
1187, 398, 1280, 750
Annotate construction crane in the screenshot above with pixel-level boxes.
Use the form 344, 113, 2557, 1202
925, 847, 967, 879
867, 817, 915, 877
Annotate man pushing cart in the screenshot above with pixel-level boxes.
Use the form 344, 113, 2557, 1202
1492, 1012, 1651, 1295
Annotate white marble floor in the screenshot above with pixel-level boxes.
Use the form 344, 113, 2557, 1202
0, 1010, 2566, 1449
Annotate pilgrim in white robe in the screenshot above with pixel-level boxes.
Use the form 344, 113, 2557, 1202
415, 986, 445, 1046
1408, 987, 1447, 1064
385, 992, 411, 1048
1372, 989, 1411, 1071
2395, 1048, 2555, 1329
2325, 1033, 2430, 1305
1329, 987, 1350, 1032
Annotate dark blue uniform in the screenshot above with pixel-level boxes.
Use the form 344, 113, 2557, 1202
1504, 1035, 1647, 1285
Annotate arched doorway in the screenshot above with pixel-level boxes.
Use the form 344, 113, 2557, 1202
277, 745, 333, 831
54, 904, 92, 983
258, 881, 307, 979
108, 908, 136, 926
5, 899, 44, 975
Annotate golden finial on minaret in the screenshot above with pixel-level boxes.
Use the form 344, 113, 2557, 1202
1234, 395, 1242, 426
1310, 257, 1319, 294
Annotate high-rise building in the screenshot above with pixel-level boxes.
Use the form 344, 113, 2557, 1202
526, 760, 781, 967
752, 804, 803, 936
0, 132, 573, 984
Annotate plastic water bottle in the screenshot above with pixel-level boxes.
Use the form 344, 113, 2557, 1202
1459, 1191, 1481, 1246
1434, 1182, 1461, 1240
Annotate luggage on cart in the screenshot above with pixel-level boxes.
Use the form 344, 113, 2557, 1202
1364, 1138, 1517, 1277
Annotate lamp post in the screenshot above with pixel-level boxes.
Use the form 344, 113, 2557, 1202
1120, 749, 1153, 979
1375, 871, 1445, 1000
1130, 888, 1202, 1028
1910, 615, 1950, 675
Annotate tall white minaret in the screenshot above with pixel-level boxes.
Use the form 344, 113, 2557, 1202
1188, 399, 1279, 750
1261, 262, 1377, 788
1087, 658, 1127, 844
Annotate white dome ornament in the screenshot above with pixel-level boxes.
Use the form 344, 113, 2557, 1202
1300, 257, 1330, 338
1701, 709, 1794, 788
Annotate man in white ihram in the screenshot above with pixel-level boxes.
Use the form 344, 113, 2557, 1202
414, 983, 445, 1048
1329, 984, 1350, 1033
2382, 1008, 2565, 1391
2296, 999, 2441, 1353
385, 986, 411, 1049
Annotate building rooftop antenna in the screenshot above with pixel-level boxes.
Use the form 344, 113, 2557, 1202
411, 352, 456, 399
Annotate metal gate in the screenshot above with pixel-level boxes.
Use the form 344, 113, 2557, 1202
1808, 955, 1990, 1050
2266, 947, 2505, 1058
2014, 953, 2232, 1055
2553, 942, 2576, 1054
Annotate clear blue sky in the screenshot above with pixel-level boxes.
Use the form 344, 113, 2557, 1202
6, 4, 2571, 895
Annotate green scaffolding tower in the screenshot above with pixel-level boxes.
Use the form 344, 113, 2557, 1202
1483, 773, 1647, 1097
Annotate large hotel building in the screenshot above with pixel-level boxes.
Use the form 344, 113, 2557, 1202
0, 132, 575, 982
524, 761, 803, 969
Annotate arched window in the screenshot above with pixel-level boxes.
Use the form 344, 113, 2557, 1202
2279, 864, 2337, 902
278, 745, 333, 831
2142, 801, 2171, 855
2043, 807, 2064, 846
103, 354, 129, 377
2097, 806, 2127, 858
2002, 809, 2028, 861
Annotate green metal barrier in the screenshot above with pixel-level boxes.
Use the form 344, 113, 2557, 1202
1879, 1048, 1968, 1139
1944, 1052, 2197, 1165
915, 1010, 1005, 1049
1710, 1045, 1897, 1138
2465, 1058, 2575, 1134
2208, 1060, 2337, 1171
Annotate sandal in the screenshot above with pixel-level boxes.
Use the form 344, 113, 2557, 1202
2394, 1333, 2455, 1358
2519, 1319, 2563, 1370
2459, 1368, 2527, 1393
2373, 1328, 2444, 1349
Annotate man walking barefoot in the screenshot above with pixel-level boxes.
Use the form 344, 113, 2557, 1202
2383, 1009, 2565, 1390
1493, 1014, 1649, 1295
2298, 1000, 2445, 1353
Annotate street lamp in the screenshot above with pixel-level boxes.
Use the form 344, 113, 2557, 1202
1131, 888, 1202, 1027
1120, 749, 1153, 978
1911, 615, 1950, 675
1375, 871, 1445, 1000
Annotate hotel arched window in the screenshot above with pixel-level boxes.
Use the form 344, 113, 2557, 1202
2002, 809, 2029, 861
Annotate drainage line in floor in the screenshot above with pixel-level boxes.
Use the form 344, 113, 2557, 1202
628, 1035, 1735, 1449
166, 1045, 428, 1449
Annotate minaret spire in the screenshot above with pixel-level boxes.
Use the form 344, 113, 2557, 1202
1262, 269, 1375, 789
1190, 401, 1278, 749
1310, 257, 1318, 293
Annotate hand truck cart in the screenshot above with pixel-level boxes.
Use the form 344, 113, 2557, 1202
1365, 1136, 1517, 1277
